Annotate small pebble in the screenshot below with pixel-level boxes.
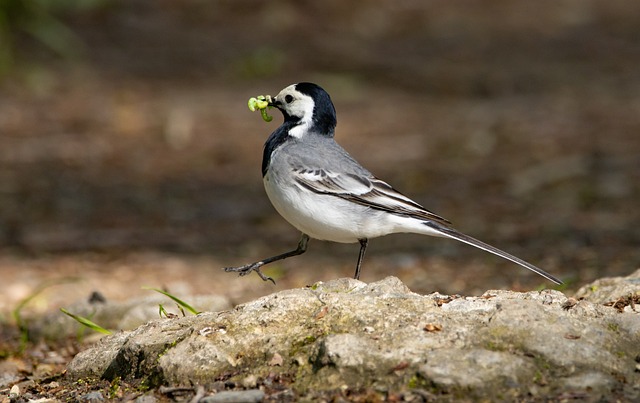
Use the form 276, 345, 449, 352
78, 391, 105, 402
134, 394, 158, 403
9, 385, 19, 398
201, 389, 265, 403
241, 374, 258, 389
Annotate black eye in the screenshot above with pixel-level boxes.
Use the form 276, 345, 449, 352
285, 95, 294, 104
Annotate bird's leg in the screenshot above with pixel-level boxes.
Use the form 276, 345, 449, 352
224, 234, 310, 284
353, 238, 369, 280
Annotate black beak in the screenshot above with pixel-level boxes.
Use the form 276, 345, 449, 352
268, 97, 281, 108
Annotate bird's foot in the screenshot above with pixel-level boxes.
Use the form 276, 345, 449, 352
223, 262, 275, 284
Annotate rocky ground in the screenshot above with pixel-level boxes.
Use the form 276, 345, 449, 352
2, 270, 639, 402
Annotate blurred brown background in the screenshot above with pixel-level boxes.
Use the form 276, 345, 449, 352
1, 0, 639, 313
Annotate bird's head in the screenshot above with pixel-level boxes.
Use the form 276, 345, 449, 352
270, 82, 337, 137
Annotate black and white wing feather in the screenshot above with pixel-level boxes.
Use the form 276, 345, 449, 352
292, 166, 453, 227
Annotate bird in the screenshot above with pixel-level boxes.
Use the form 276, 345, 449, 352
224, 82, 563, 286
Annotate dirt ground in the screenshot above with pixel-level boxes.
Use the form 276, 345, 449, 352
1, 1, 640, 401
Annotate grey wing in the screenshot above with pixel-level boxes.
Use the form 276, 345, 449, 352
292, 166, 452, 226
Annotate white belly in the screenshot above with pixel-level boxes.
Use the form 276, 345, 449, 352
264, 173, 391, 243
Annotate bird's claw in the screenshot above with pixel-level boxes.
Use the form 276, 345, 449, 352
223, 262, 276, 284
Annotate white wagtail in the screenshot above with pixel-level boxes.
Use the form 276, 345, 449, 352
225, 82, 563, 285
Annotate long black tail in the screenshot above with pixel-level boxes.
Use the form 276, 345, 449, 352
424, 222, 563, 285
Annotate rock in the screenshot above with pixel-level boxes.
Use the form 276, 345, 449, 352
0, 359, 24, 389
575, 268, 640, 307
200, 389, 265, 402
418, 349, 536, 389
77, 391, 105, 401
240, 374, 258, 389
66, 275, 640, 401
9, 385, 19, 399
133, 394, 157, 403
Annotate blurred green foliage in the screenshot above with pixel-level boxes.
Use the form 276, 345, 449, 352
234, 47, 285, 79
0, 0, 109, 76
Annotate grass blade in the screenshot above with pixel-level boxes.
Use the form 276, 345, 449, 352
142, 287, 200, 315
60, 308, 112, 335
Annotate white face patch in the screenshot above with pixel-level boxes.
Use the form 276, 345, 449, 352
275, 85, 315, 139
